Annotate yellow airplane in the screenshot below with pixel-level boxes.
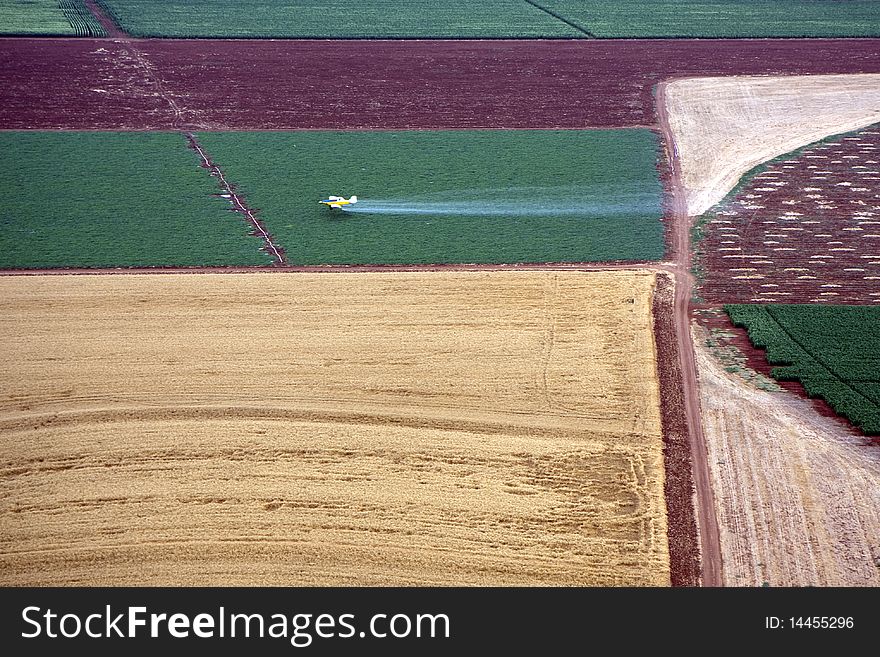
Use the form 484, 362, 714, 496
319, 195, 357, 209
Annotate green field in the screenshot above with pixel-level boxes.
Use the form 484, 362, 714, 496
0, 132, 271, 268
726, 305, 880, 434
195, 130, 665, 265
96, 0, 582, 38
95, 0, 880, 38
0, 0, 104, 36
542, 0, 880, 37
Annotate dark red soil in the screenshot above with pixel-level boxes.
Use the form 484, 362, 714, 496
1, 38, 879, 130
698, 126, 880, 305
0, 39, 172, 130
652, 273, 700, 587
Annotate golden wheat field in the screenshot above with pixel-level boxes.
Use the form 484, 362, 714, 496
0, 271, 669, 585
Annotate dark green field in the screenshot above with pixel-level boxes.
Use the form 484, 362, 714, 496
196, 129, 665, 265
95, 0, 880, 38
540, 0, 880, 37
0, 0, 103, 36
0, 132, 271, 268
97, 0, 582, 38
726, 304, 880, 434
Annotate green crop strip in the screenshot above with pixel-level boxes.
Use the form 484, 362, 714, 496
0, 132, 272, 268
96, 0, 583, 38
94, 0, 880, 38
539, 1, 880, 38
0, 0, 103, 36
195, 129, 666, 266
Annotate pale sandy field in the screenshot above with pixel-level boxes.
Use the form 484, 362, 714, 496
0, 271, 669, 585
664, 73, 880, 216
695, 330, 880, 586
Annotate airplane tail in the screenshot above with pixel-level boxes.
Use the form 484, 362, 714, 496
350, 195, 357, 203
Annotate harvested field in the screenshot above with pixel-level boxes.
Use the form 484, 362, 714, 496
695, 335, 880, 586
696, 125, 880, 304
196, 129, 665, 265
0, 271, 670, 586
2, 39, 880, 130
664, 74, 880, 216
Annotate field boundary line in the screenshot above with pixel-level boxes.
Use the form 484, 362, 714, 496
651, 272, 701, 586
521, 1, 597, 38
185, 133, 286, 265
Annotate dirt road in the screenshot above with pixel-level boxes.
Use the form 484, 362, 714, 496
656, 81, 723, 586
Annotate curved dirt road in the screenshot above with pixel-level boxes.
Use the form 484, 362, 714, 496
656, 81, 723, 586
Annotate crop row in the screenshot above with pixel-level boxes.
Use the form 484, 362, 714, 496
725, 304, 880, 434
0, 0, 81, 36
59, 1, 105, 37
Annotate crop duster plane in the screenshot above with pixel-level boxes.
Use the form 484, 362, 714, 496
319, 195, 357, 209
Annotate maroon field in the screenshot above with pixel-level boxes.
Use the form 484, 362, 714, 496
698, 125, 880, 305
1, 38, 879, 130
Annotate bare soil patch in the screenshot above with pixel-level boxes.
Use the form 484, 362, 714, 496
664, 74, 880, 216
697, 125, 880, 304
695, 331, 880, 586
651, 273, 699, 586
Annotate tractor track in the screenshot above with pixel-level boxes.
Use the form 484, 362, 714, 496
82, 0, 124, 39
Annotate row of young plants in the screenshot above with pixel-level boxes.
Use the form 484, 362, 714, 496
59, 0, 105, 37
0, 0, 98, 35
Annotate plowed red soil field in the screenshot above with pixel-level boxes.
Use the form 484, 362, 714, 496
698, 126, 880, 304
1, 38, 879, 130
